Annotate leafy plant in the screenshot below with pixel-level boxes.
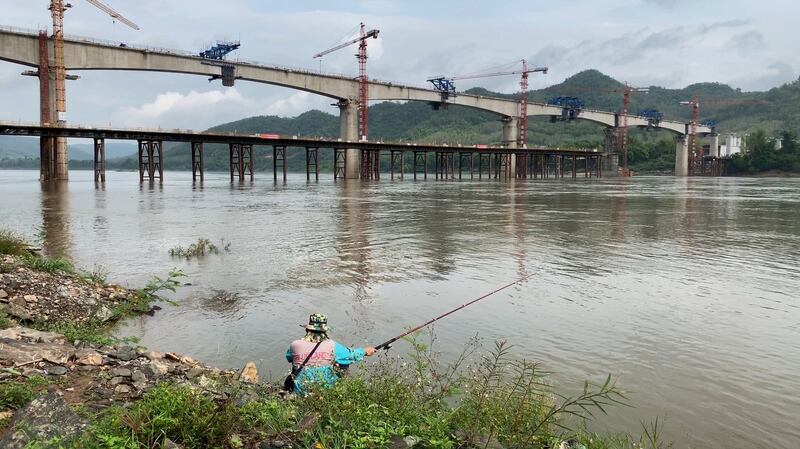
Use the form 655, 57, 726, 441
21, 254, 74, 274
0, 229, 30, 256
169, 238, 231, 260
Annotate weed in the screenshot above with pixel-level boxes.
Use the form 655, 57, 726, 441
0, 376, 48, 410
21, 254, 74, 274
78, 264, 109, 285
169, 238, 231, 260
43, 321, 120, 346
0, 229, 30, 256
0, 310, 13, 329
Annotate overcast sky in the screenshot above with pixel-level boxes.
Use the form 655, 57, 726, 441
0, 0, 796, 130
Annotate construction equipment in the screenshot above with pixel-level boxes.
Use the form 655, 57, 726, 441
428, 61, 548, 146
547, 96, 585, 121
313, 23, 379, 140
200, 41, 240, 60
639, 109, 663, 126
549, 82, 647, 176
44, 0, 138, 179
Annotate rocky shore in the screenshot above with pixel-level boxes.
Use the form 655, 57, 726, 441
0, 253, 267, 447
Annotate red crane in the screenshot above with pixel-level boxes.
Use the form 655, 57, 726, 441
430, 60, 547, 146
313, 23, 380, 140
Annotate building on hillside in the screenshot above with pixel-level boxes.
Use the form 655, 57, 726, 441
720, 134, 743, 157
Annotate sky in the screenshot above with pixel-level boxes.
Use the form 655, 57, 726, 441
0, 0, 797, 130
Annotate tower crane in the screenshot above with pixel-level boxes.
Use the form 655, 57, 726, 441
680, 97, 765, 173
313, 23, 380, 140
428, 60, 548, 147
549, 83, 648, 176
44, 0, 138, 179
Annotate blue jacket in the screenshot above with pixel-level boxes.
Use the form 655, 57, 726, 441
285, 340, 365, 395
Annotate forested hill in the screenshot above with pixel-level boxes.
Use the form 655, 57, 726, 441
3, 69, 798, 172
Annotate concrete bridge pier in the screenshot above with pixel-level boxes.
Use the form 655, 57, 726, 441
501, 116, 518, 178
675, 135, 689, 177
708, 133, 720, 158
338, 100, 360, 179
602, 127, 620, 176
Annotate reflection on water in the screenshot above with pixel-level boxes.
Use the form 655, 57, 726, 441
1, 170, 800, 449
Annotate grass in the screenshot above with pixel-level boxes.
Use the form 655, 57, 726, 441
21, 254, 74, 274
169, 238, 231, 260
0, 376, 49, 410
0, 229, 31, 256
32, 337, 665, 449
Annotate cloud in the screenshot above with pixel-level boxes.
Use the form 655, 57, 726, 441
111, 88, 253, 129
726, 30, 765, 55
263, 91, 332, 117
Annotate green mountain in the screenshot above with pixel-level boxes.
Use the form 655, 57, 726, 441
3, 69, 799, 173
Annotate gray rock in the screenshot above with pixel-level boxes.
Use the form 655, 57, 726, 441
0, 392, 88, 449
95, 305, 115, 323
113, 349, 137, 362
0, 289, 8, 300
133, 381, 147, 391
163, 438, 184, 449
48, 365, 68, 376
109, 376, 125, 386
114, 384, 132, 394
112, 368, 132, 377
56, 285, 69, 297
389, 436, 420, 448
185, 367, 204, 379
131, 370, 147, 383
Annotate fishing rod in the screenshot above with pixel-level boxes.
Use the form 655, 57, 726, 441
374, 273, 534, 350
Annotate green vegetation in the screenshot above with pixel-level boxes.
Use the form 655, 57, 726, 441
19, 339, 667, 449
21, 254, 75, 274
0, 229, 31, 256
0, 375, 48, 410
169, 238, 231, 260
728, 130, 800, 174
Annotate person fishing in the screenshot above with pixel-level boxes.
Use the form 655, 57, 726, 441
285, 313, 376, 395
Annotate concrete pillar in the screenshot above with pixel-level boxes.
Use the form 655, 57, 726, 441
501, 116, 518, 178
338, 100, 359, 179
675, 135, 689, 177
602, 127, 619, 177
708, 134, 720, 158
50, 68, 68, 180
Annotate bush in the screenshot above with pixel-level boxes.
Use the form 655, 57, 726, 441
0, 229, 29, 256
169, 238, 231, 260
21, 254, 74, 274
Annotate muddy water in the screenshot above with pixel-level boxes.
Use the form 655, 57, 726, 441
1, 169, 799, 449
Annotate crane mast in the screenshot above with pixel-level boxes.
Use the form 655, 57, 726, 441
313, 23, 380, 140
428, 61, 547, 147
618, 83, 649, 177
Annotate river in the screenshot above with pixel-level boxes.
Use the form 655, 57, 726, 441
1, 169, 798, 448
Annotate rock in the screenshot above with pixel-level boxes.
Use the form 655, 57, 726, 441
389, 436, 420, 448
113, 349, 137, 362
23, 294, 38, 303
114, 384, 132, 394
112, 368, 132, 377
259, 438, 293, 449
149, 360, 171, 376
0, 289, 8, 300
239, 361, 259, 384
8, 297, 31, 321
131, 370, 147, 383
0, 392, 88, 449
146, 351, 164, 360
0, 327, 67, 344
109, 376, 125, 386
48, 365, 68, 376
0, 410, 13, 421
0, 338, 73, 365
56, 285, 69, 297
163, 438, 184, 449
76, 351, 104, 366
180, 356, 196, 366
186, 367, 204, 379
133, 381, 147, 391
165, 352, 181, 361
95, 305, 115, 323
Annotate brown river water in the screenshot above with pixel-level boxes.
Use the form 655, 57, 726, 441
1, 169, 799, 448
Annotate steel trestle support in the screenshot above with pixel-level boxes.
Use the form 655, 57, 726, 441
191, 142, 204, 182
137, 140, 163, 183
273, 145, 287, 182
93, 137, 105, 183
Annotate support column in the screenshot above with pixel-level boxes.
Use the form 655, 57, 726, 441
37, 31, 54, 182
390, 150, 404, 180
338, 99, 360, 179
501, 116, 519, 178
93, 137, 105, 183
306, 147, 319, 181
675, 135, 689, 177
708, 133, 720, 158
137, 140, 162, 183
191, 142, 204, 182
334, 148, 346, 180
273, 145, 287, 182
603, 127, 620, 177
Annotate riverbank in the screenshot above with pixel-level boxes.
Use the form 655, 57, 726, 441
0, 230, 665, 449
